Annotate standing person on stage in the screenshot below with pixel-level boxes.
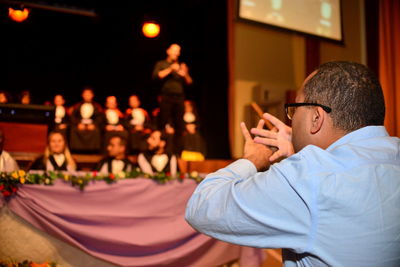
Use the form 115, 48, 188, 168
186, 61, 400, 266
152, 43, 193, 153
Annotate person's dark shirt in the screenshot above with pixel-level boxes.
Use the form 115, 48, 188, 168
152, 60, 185, 95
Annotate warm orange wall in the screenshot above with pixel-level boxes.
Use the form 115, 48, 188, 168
230, 0, 366, 158
320, 0, 366, 64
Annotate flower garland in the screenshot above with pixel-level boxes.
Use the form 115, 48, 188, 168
0, 169, 203, 197
0, 260, 56, 267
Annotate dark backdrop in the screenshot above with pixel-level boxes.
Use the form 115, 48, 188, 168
0, 0, 231, 158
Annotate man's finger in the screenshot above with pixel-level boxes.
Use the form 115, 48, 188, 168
251, 128, 277, 139
254, 137, 277, 147
256, 119, 265, 129
269, 151, 282, 162
263, 113, 287, 130
240, 122, 252, 142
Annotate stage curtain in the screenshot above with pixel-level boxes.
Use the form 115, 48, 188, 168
227, 0, 235, 157
379, 0, 400, 136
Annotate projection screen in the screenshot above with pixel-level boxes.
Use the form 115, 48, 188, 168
238, 0, 343, 42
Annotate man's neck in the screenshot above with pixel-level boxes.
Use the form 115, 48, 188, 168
318, 127, 348, 150
166, 57, 176, 63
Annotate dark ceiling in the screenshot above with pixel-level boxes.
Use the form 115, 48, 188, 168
0, 0, 231, 158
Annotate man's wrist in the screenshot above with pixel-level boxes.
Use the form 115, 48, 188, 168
244, 155, 261, 171
243, 153, 271, 172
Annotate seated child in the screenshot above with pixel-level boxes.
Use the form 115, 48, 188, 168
104, 96, 125, 132
181, 100, 206, 161
125, 94, 150, 154
69, 87, 103, 152
53, 94, 69, 132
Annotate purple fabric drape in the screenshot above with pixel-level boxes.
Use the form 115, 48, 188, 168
3, 178, 263, 266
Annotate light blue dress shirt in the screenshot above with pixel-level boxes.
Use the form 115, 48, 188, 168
186, 126, 400, 266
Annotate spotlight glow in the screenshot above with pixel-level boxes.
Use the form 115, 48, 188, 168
142, 22, 160, 38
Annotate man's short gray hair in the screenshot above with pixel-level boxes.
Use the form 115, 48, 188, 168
304, 61, 385, 132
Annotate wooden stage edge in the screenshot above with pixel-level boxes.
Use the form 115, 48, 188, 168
10, 152, 235, 173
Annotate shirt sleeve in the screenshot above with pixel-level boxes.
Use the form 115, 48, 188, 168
185, 157, 314, 253
152, 61, 164, 80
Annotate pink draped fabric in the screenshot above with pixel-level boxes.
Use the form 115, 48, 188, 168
3, 178, 263, 266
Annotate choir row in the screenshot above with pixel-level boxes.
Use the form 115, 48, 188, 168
1, 130, 179, 175
0, 88, 206, 160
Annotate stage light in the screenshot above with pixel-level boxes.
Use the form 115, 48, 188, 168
142, 22, 160, 38
9, 7, 30, 22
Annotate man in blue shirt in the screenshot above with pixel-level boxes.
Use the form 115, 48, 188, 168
185, 61, 400, 266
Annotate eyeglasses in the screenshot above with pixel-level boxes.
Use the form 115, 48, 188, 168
284, 103, 332, 120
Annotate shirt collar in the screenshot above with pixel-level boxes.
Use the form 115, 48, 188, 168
327, 126, 389, 151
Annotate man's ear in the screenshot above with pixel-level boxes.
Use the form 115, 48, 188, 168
310, 107, 324, 134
